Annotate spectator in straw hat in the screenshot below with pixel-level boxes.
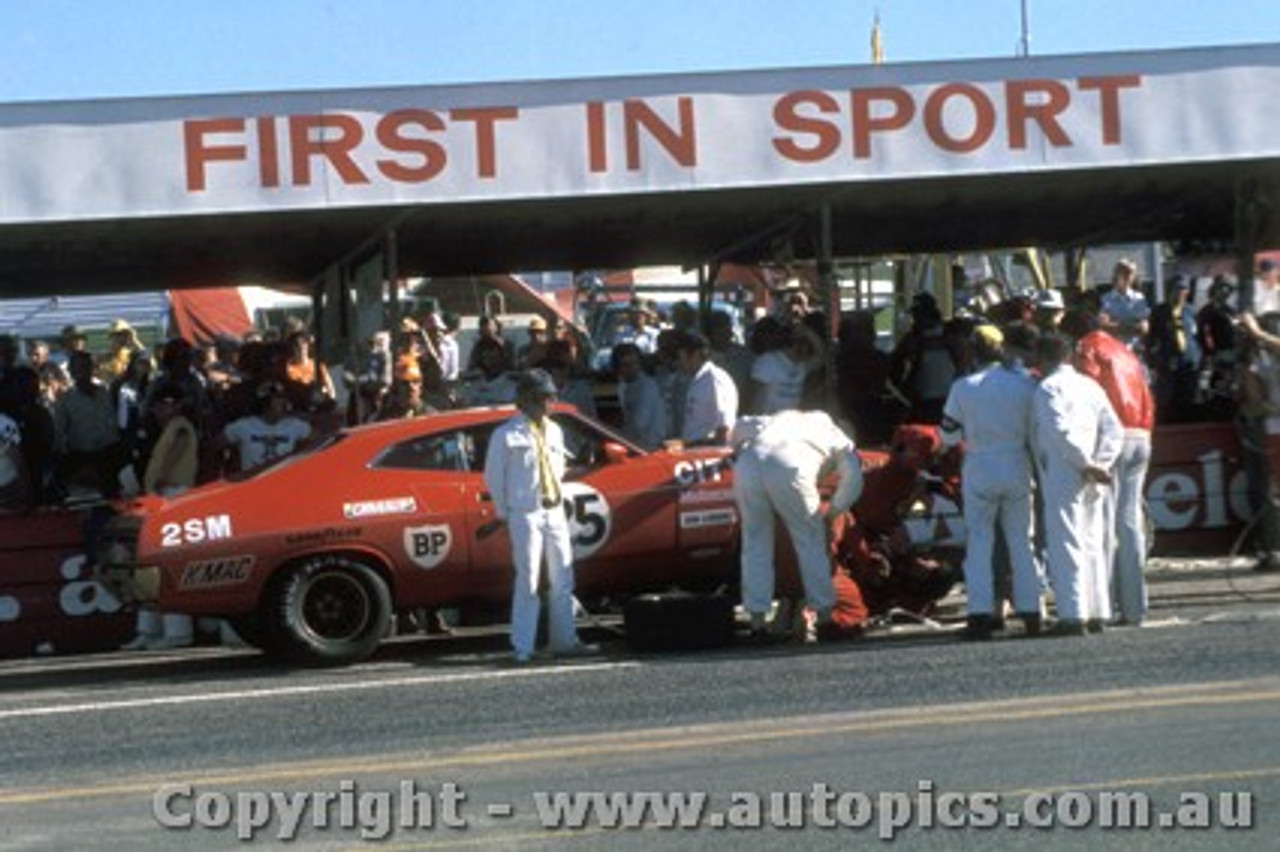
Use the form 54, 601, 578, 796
99, 318, 145, 384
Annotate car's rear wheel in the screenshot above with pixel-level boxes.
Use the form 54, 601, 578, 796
272, 556, 391, 665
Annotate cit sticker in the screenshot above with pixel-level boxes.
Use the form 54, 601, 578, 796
404, 524, 453, 569
674, 457, 730, 487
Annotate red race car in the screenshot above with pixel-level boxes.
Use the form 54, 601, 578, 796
98, 405, 741, 664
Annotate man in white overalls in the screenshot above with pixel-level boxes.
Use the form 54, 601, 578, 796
484, 370, 596, 663
731, 410, 863, 641
941, 324, 1042, 639
1031, 334, 1123, 636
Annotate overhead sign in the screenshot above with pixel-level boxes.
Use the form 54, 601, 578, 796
3, 44, 1279, 224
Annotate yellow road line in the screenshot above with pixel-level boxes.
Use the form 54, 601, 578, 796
2, 680, 1279, 807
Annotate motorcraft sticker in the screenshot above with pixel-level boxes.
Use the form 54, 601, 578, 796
679, 487, 735, 504
343, 497, 417, 520
404, 524, 453, 569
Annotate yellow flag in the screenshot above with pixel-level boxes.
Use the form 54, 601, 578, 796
871, 13, 885, 65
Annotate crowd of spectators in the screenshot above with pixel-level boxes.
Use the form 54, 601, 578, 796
0, 319, 325, 511
0, 258, 1270, 517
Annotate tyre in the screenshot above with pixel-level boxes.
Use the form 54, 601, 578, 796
272, 556, 392, 665
624, 592, 735, 652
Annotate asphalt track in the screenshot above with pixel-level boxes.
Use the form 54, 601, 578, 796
0, 556, 1277, 850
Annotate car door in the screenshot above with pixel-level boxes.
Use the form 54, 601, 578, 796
462, 412, 687, 599
364, 428, 473, 607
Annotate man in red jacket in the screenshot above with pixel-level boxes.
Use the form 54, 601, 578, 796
1075, 327, 1156, 627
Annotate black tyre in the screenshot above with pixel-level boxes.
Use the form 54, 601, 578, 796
272, 556, 392, 665
624, 592, 735, 653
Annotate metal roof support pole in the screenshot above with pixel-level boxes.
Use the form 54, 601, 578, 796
697, 263, 715, 333
1234, 176, 1276, 554
817, 202, 839, 414
384, 228, 400, 333
1235, 177, 1272, 312
309, 275, 325, 376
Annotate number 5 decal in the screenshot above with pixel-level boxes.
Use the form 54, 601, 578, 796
561, 482, 612, 559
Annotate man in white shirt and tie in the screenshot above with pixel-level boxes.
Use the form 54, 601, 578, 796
676, 331, 738, 446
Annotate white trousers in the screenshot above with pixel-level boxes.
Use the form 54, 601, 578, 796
961, 453, 1041, 616
1041, 463, 1110, 622
1109, 432, 1152, 623
733, 451, 836, 617
507, 506, 578, 656
134, 607, 193, 640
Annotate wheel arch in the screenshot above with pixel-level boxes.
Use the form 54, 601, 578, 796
266, 545, 399, 607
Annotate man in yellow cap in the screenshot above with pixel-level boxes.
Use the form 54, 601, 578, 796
516, 315, 550, 369
940, 323, 1042, 639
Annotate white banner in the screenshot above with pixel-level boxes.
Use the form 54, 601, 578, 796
2, 44, 1279, 224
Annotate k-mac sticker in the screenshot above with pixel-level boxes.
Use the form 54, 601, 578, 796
180, 556, 255, 589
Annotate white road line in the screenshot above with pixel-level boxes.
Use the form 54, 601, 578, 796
0, 661, 639, 721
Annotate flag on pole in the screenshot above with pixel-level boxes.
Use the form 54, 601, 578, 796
871, 11, 885, 64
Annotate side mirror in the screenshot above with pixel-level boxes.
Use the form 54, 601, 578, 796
602, 441, 630, 465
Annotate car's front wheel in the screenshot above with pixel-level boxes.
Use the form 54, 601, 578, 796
272, 556, 391, 665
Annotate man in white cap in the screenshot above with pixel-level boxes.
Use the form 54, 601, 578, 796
1033, 289, 1065, 334
730, 409, 863, 641
941, 324, 1042, 638
484, 369, 596, 663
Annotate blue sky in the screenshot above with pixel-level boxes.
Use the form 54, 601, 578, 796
1, 0, 1277, 103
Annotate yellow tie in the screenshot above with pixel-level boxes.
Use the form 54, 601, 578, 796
529, 419, 561, 506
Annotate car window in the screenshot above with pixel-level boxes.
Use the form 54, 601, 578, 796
460, 423, 499, 473
374, 431, 468, 472
553, 413, 607, 470
455, 415, 632, 476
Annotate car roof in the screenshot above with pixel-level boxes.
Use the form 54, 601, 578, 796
338, 402, 617, 447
